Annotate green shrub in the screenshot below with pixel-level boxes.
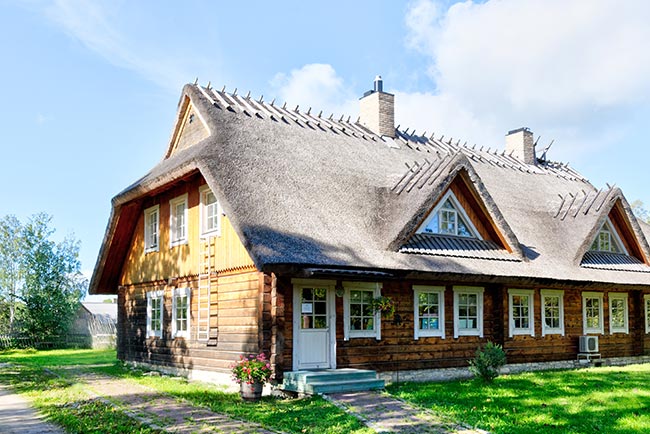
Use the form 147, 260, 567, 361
469, 341, 506, 382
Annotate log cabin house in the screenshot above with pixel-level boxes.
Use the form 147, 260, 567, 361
90, 77, 650, 393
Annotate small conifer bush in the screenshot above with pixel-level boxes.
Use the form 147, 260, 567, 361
469, 341, 506, 382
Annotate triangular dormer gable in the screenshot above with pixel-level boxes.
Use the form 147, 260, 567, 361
164, 94, 211, 159
396, 157, 523, 261
417, 188, 483, 239
589, 217, 626, 254
578, 190, 650, 269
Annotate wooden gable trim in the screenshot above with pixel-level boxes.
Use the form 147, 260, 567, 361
165, 96, 210, 159
415, 171, 513, 252
609, 201, 648, 264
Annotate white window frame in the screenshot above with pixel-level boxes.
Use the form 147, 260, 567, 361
582, 292, 604, 335
199, 185, 221, 237
453, 286, 484, 338
146, 290, 164, 338
416, 190, 483, 239
508, 289, 535, 337
609, 292, 629, 334
645, 294, 650, 334
169, 194, 188, 247
144, 205, 160, 253
413, 286, 445, 339
172, 287, 191, 339
590, 218, 627, 254
540, 290, 565, 336
343, 282, 381, 341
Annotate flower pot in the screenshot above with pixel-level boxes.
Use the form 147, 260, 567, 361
240, 381, 263, 402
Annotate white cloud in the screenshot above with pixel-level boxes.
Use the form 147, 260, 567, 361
39, 0, 218, 92
402, 0, 650, 159
270, 64, 358, 118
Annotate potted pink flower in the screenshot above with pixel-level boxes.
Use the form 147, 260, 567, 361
231, 353, 273, 401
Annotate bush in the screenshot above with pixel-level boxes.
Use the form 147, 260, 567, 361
469, 341, 506, 382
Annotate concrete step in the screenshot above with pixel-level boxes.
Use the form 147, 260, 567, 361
282, 369, 385, 394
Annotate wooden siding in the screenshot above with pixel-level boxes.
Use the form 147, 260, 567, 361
119, 175, 255, 286
117, 269, 264, 372
168, 98, 210, 157
280, 279, 650, 373
610, 201, 647, 263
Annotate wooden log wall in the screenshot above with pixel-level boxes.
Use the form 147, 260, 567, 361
279, 279, 650, 373
117, 268, 264, 374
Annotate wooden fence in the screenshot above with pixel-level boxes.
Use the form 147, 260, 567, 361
0, 333, 92, 350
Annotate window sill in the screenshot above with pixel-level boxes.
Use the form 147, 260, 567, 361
144, 247, 159, 254
170, 240, 188, 248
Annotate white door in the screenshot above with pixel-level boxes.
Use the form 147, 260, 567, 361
293, 284, 335, 370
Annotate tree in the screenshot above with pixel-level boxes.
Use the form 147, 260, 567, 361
631, 200, 650, 224
0, 215, 23, 332
0, 213, 85, 341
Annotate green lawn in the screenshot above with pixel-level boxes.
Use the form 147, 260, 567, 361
0, 348, 371, 434
387, 364, 650, 434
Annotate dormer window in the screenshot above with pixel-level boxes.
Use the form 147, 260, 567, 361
417, 190, 481, 239
590, 218, 626, 254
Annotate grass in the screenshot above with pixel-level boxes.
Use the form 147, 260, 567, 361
0, 348, 371, 434
387, 364, 650, 434
0, 362, 160, 433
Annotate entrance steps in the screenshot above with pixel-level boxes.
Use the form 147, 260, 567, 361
281, 369, 385, 395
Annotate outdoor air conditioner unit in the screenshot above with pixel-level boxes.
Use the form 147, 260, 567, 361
579, 335, 599, 353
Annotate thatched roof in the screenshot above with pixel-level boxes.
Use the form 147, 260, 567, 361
89, 84, 650, 294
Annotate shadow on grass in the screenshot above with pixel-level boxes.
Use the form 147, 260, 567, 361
387, 365, 650, 434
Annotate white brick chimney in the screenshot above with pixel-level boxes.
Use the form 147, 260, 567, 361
505, 127, 536, 165
359, 76, 395, 138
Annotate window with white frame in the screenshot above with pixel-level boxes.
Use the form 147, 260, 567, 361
200, 185, 221, 236
540, 290, 565, 336
172, 287, 191, 338
582, 292, 604, 334
453, 286, 484, 338
645, 295, 650, 334
609, 293, 628, 334
146, 290, 164, 338
590, 218, 626, 254
508, 289, 534, 337
417, 191, 481, 239
413, 286, 445, 339
144, 205, 160, 253
169, 194, 188, 247
344, 282, 380, 340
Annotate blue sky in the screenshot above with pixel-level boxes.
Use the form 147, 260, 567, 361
2, 0, 650, 290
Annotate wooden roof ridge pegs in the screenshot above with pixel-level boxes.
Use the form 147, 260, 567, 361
232, 87, 237, 96
270, 98, 275, 106
307, 107, 311, 115
221, 85, 226, 92
258, 95, 264, 103
193, 77, 198, 85
440, 134, 444, 142
282, 102, 287, 109
206, 81, 212, 89
339, 114, 344, 122
356, 116, 360, 123
329, 113, 334, 120
347, 115, 351, 123
245, 90, 251, 99
318, 110, 322, 118
430, 132, 436, 140
295, 105, 300, 112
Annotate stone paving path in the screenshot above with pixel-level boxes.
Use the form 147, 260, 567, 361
64, 369, 279, 434
326, 391, 489, 434
0, 384, 65, 434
